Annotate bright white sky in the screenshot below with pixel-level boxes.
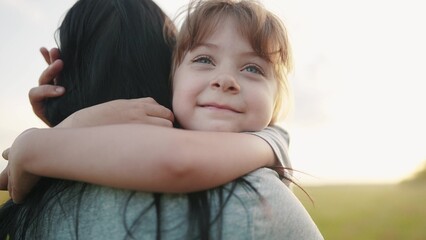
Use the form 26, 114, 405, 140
0, 0, 425, 185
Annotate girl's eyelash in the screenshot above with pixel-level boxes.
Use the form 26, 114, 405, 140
192, 55, 215, 65
191, 56, 265, 76
243, 64, 265, 76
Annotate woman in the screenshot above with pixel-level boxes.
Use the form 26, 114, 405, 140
0, 0, 323, 239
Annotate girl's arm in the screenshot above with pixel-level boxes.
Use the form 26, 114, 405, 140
55, 98, 174, 128
4, 124, 279, 200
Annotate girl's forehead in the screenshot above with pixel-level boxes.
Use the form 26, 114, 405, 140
192, 17, 249, 48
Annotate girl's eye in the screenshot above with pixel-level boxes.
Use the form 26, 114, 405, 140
192, 56, 214, 65
242, 64, 264, 76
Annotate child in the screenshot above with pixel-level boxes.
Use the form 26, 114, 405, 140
3, 0, 293, 197
1, 0, 323, 239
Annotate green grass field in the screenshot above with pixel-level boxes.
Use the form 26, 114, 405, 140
1, 185, 425, 239
0, 191, 9, 205
294, 184, 426, 240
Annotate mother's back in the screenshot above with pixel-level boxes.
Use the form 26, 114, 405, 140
34, 168, 323, 240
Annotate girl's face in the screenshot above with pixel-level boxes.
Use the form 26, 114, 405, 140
172, 18, 277, 132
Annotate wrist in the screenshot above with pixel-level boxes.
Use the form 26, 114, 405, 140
11, 129, 38, 172
16, 128, 47, 175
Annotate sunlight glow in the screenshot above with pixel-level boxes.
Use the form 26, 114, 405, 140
0, 0, 425, 185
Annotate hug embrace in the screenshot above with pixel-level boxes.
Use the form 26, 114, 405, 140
0, 0, 323, 239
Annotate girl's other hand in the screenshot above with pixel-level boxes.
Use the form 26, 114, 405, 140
0, 152, 9, 190
29, 47, 65, 127
1, 131, 41, 203
40, 47, 60, 65
57, 98, 175, 128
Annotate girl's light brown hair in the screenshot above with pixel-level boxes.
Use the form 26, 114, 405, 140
172, 0, 293, 123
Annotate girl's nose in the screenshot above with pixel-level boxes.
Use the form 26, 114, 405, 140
210, 74, 240, 94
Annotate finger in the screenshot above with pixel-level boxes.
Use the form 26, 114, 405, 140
12, 187, 21, 204
140, 97, 157, 104
29, 85, 65, 102
128, 98, 174, 122
49, 48, 60, 64
40, 47, 50, 64
8, 171, 20, 203
143, 117, 174, 128
29, 85, 64, 126
12, 185, 27, 204
0, 168, 8, 190
11, 175, 38, 204
2, 148, 9, 160
38, 59, 64, 85
8, 172, 12, 200
145, 104, 174, 122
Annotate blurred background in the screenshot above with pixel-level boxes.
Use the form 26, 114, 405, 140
1, 0, 425, 239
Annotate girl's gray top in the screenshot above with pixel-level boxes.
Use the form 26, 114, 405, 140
30, 126, 323, 239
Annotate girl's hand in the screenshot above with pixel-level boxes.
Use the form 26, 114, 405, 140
33, 48, 174, 128
0, 151, 9, 190
0, 130, 41, 203
29, 47, 65, 127
57, 98, 175, 128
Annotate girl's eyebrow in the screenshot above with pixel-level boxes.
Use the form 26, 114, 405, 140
240, 51, 263, 59
193, 43, 260, 57
192, 42, 218, 51
192, 42, 268, 64
240, 52, 269, 65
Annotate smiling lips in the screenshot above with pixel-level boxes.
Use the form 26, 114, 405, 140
199, 103, 242, 113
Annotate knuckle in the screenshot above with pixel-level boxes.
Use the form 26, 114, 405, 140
165, 121, 173, 128
28, 87, 36, 98
144, 97, 155, 103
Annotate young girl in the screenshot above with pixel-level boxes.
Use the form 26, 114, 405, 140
1, 0, 323, 239
3, 0, 293, 199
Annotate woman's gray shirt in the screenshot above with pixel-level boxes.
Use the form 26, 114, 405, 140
32, 126, 323, 239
